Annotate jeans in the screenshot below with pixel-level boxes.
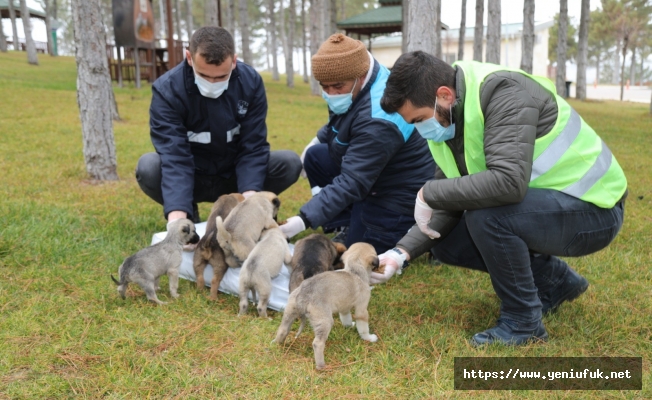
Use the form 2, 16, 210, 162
303, 143, 415, 254
431, 188, 625, 323
136, 150, 301, 213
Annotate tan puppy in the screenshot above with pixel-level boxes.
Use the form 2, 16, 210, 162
238, 227, 292, 317
192, 193, 245, 299
273, 242, 379, 370
289, 233, 347, 293
111, 219, 200, 305
215, 191, 280, 269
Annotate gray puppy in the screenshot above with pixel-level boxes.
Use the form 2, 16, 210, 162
111, 218, 200, 305
215, 191, 280, 268
238, 227, 292, 317
273, 242, 379, 370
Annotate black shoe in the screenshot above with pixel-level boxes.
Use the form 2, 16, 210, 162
470, 318, 548, 347
331, 227, 348, 245
191, 203, 201, 224
539, 268, 589, 315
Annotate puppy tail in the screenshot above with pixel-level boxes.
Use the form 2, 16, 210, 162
215, 216, 231, 246
111, 275, 120, 285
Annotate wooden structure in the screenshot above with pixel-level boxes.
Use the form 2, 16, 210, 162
0, 0, 47, 51
337, 0, 447, 49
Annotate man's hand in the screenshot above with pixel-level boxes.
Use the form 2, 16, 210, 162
167, 211, 187, 228
279, 215, 306, 238
370, 248, 407, 285
415, 189, 441, 239
299, 137, 320, 179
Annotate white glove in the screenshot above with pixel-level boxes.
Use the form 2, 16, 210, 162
299, 137, 320, 179
280, 215, 306, 238
415, 192, 441, 239
370, 249, 407, 285
242, 190, 256, 199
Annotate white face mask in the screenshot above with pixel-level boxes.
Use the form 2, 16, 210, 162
193, 67, 231, 99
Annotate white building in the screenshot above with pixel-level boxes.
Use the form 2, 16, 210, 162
371, 20, 555, 79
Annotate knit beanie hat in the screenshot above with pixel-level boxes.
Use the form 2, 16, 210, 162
311, 33, 369, 82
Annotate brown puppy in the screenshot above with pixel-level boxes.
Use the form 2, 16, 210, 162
111, 219, 200, 305
273, 242, 379, 370
238, 227, 292, 317
215, 191, 280, 269
192, 193, 245, 299
289, 233, 347, 293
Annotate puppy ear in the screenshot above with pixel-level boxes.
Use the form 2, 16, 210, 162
333, 242, 347, 255
370, 256, 379, 270
272, 197, 281, 209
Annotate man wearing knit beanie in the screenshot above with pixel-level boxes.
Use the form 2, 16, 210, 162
280, 33, 436, 256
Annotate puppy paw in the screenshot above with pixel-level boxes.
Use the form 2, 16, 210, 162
171, 293, 179, 298
363, 334, 378, 343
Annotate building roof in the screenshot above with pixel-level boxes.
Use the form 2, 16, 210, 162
337, 5, 448, 36
371, 20, 554, 48
0, 0, 46, 20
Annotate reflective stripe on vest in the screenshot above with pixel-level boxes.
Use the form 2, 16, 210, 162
429, 61, 626, 208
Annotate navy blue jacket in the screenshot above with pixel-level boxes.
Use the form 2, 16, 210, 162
150, 59, 269, 218
299, 60, 436, 228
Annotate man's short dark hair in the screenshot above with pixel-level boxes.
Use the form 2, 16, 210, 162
381, 51, 456, 114
189, 27, 235, 65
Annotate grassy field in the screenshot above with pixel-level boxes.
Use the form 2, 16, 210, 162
0, 50, 650, 398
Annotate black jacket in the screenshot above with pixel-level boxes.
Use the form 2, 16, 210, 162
299, 60, 436, 228
149, 59, 269, 218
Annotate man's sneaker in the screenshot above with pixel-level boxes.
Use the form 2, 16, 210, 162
331, 227, 348, 245
470, 318, 548, 347
539, 268, 589, 315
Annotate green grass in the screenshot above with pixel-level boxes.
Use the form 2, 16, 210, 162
0, 50, 650, 398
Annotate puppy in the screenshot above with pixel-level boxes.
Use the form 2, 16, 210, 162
215, 191, 280, 269
273, 242, 379, 370
289, 233, 347, 293
192, 193, 245, 299
111, 218, 200, 305
238, 227, 292, 317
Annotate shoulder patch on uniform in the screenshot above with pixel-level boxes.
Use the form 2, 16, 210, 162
237, 100, 249, 116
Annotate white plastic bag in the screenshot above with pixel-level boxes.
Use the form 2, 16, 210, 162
151, 222, 292, 311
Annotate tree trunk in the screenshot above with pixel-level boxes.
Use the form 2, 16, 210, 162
71, 0, 119, 181
158, 0, 167, 36
329, 0, 337, 37
225, 0, 234, 34
174, 0, 182, 39
205, 0, 219, 26
309, 0, 321, 95
619, 34, 629, 101
402, 0, 409, 54
520, 0, 534, 73
457, 0, 466, 61
185, 0, 194, 36
269, 0, 279, 80
612, 39, 621, 84
629, 46, 636, 86
473, 0, 483, 61
8, 0, 19, 51
286, 0, 296, 88
575, 0, 589, 100
555, 0, 568, 97
43, 0, 54, 55
301, 0, 308, 83
434, 0, 441, 58
596, 55, 601, 85
0, 21, 7, 52
239, 0, 252, 64
485, 0, 500, 64
406, 0, 438, 55
19, 0, 38, 64
279, 0, 290, 83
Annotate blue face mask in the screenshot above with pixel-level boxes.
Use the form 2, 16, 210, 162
321, 78, 357, 115
414, 98, 455, 142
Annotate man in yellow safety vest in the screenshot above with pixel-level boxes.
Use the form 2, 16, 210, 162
372, 51, 627, 346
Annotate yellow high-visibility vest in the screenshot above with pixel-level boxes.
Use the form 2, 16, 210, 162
428, 61, 627, 208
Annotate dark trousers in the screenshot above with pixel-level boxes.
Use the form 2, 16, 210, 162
430, 188, 625, 323
135, 150, 301, 216
303, 143, 415, 254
